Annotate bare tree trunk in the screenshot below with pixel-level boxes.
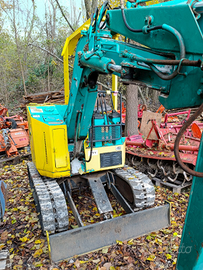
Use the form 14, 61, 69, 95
50, 0, 56, 40
138, 86, 146, 105
125, 84, 138, 136
91, 0, 98, 14
55, 0, 74, 31
13, 0, 27, 95
153, 90, 159, 107
84, 0, 91, 19
24, 1, 36, 81
84, 0, 98, 19
3, 72, 8, 107
47, 57, 50, 92
145, 87, 149, 100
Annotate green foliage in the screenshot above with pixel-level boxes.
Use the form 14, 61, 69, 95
33, 60, 56, 78
0, 0, 75, 109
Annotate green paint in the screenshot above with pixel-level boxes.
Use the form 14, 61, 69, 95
177, 135, 203, 270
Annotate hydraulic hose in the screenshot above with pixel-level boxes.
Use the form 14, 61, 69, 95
149, 24, 185, 80
73, 111, 82, 159
97, 1, 109, 30
84, 115, 94, 163
99, 93, 104, 115
74, 112, 94, 163
120, 0, 186, 80
120, 0, 162, 33
174, 103, 203, 178
102, 94, 110, 125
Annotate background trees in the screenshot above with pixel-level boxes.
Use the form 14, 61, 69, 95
0, 0, 75, 108
0, 0, 159, 121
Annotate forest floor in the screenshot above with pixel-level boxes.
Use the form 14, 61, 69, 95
0, 159, 189, 270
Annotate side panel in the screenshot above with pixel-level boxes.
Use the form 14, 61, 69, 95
27, 105, 71, 178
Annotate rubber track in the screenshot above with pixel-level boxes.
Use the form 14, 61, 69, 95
27, 162, 69, 235
0, 249, 10, 270
114, 165, 155, 209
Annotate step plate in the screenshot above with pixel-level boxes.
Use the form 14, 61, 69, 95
48, 203, 170, 262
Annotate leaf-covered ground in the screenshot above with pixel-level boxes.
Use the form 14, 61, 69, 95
0, 160, 189, 270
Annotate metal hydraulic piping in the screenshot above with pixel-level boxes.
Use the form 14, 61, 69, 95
174, 103, 203, 177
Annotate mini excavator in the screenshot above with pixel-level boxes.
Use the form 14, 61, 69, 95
27, 0, 203, 268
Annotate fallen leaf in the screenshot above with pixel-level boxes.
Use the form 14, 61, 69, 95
0, 244, 5, 250
102, 247, 109, 254
166, 253, 172, 260
18, 260, 23, 265
1, 231, 8, 241
127, 239, 134, 245
33, 248, 43, 258
13, 265, 23, 269
103, 262, 112, 270
11, 219, 16, 224
71, 225, 79, 229
74, 259, 80, 268
20, 236, 28, 242
92, 259, 100, 264
33, 261, 43, 267
35, 239, 41, 244
127, 256, 134, 264
146, 254, 155, 261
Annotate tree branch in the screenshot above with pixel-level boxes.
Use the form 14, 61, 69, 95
54, 0, 75, 32
28, 43, 64, 63
75, 11, 81, 27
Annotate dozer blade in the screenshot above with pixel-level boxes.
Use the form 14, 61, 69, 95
47, 203, 170, 262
